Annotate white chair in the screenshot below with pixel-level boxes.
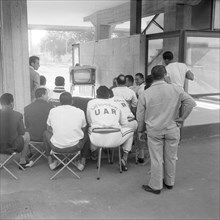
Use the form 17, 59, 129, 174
50, 150, 80, 180
0, 152, 25, 179
89, 128, 122, 180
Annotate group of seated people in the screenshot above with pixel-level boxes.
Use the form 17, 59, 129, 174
0, 72, 151, 172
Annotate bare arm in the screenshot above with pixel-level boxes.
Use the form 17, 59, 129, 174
186, 70, 194, 81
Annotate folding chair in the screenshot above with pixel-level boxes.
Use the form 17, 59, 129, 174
0, 152, 25, 179
28, 141, 47, 166
90, 128, 122, 180
50, 150, 80, 180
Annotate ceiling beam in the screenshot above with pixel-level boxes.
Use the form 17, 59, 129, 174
84, 0, 202, 26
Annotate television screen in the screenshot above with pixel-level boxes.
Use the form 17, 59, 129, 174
70, 66, 96, 85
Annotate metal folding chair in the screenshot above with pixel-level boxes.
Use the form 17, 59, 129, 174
28, 141, 47, 166
0, 152, 25, 179
90, 128, 122, 180
50, 150, 80, 180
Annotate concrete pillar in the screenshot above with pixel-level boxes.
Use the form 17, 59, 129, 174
0, 0, 30, 112
130, 0, 142, 35
95, 24, 112, 41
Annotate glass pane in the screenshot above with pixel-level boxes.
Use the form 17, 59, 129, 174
148, 37, 179, 74
214, 0, 220, 29
186, 37, 220, 95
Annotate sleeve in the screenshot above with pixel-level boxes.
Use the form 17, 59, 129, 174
119, 107, 128, 126
17, 114, 25, 135
136, 93, 146, 132
181, 91, 196, 109
131, 90, 138, 108
33, 72, 40, 89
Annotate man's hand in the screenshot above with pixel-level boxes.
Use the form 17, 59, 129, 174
175, 117, 184, 128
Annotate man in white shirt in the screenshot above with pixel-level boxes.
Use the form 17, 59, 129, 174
163, 51, 194, 88
29, 56, 40, 102
125, 75, 139, 94
112, 74, 138, 115
49, 76, 66, 106
43, 92, 88, 170
137, 65, 196, 194
135, 73, 146, 98
87, 86, 135, 171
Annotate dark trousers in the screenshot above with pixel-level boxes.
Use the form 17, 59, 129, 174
43, 130, 90, 157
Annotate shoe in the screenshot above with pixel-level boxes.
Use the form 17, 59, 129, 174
163, 180, 173, 189
142, 185, 161, 194
19, 160, 34, 170
137, 158, 145, 163
49, 160, 61, 170
121, 158, 128, 171
74, 160, 85, 171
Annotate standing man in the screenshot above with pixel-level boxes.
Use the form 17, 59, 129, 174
163, 51, 194, 88
137, 65, 196, 194
29, 56, 40, 102
135, 73, 145, 98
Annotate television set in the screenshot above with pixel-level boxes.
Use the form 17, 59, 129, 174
70, 66, 96, 85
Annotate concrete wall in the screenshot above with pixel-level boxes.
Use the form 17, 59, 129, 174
80, 34, 146, 88
0, 0, 30, 112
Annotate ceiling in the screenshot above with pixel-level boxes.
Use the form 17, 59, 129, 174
27, 0, 129, 27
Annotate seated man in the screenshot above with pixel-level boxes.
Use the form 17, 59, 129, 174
87, 86, 135, 171
112, 74, 138, 115
49, 76, 66, 106
0, 93, 31, 168
24, 87, 54, 142
43, 92, 88, 170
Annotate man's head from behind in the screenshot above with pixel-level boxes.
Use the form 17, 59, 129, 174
135, 73, 144, 86
55, 76, 65, 87
96, 86, 110, 99
29, 56, 40, 70
162, 51, 174, 65
0, 93, 14, 110
35, 87, 48, 101
116, 74, 126, 86
60, 92, 73, 105
151, 65, 166, 81
40, 75, 46, 86
125, 75, 134, 87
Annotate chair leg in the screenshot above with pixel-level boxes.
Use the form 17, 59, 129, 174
118, 146, 122, 173
111, 149, 114, 164
50, 152, 80, 180
107, 149, 110, 164
97, 147, 102, 180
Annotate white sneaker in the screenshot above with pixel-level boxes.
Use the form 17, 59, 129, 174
74, 160, 85, 171
25, 160, 34, 167
49, 160, 60, 170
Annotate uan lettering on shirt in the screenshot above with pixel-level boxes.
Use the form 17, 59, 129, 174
95, 107, 117, 115
112, 96, 134, 119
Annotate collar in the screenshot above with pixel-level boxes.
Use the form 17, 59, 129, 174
29, 66, 34, 70
151, 80, 166, 87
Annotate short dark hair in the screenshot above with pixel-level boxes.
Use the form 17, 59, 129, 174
0, 93, 14, 106
163, 51, 174, 61
29, 56, 39, 65
135, 73, 144, 79
151, 65, 166, 80
96, 86, 110, 99
55, 76, 65, 86
125, 75, 134, 84
145, 75, 154, 90
40, 75, 46, 86
60, 92, 72, 105
35, 87, 47, 99
116, 74, 126, 85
